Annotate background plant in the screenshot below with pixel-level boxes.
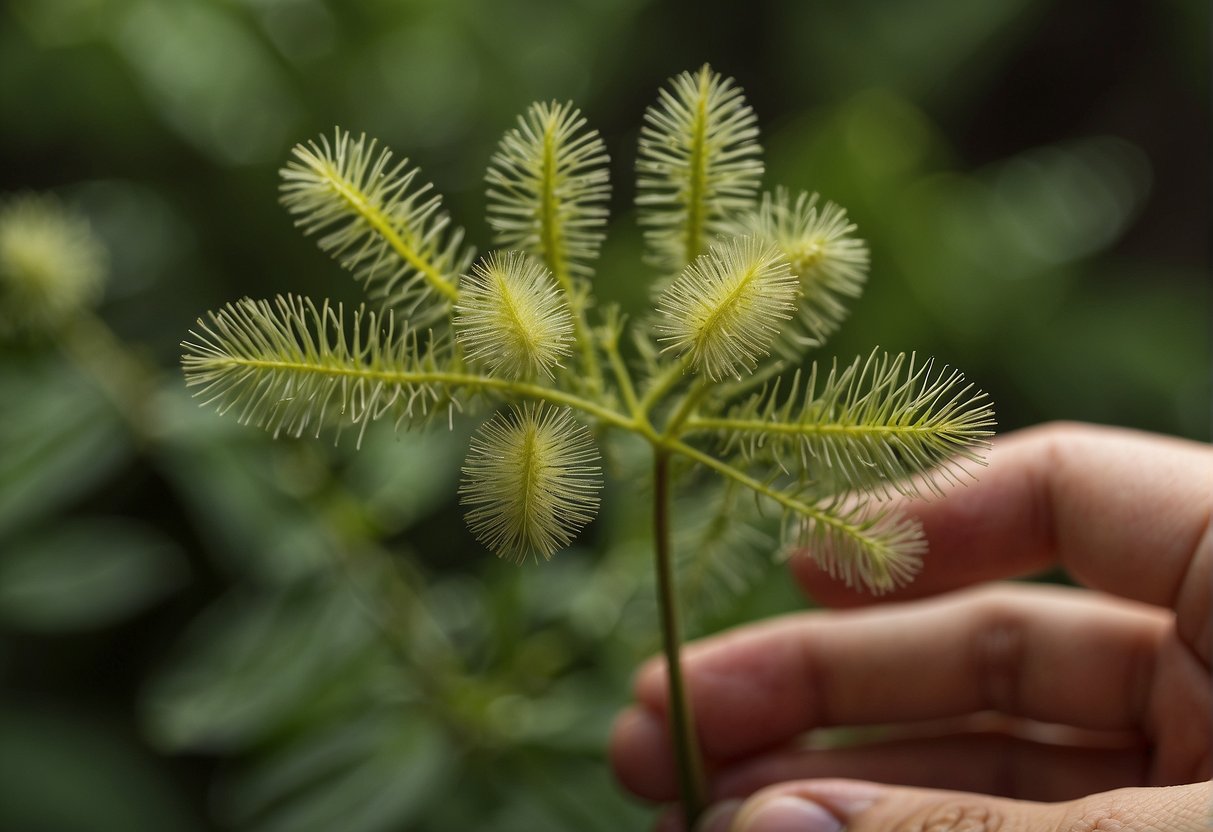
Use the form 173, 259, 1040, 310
0, 1, 1207, 830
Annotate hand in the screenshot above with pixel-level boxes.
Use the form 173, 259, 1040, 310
610, 422, 1213, 831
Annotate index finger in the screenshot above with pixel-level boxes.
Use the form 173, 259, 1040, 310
792, 422, 1213, 657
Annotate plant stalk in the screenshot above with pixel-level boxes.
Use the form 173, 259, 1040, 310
652, 449, 707, 827
59, 312, 158, 444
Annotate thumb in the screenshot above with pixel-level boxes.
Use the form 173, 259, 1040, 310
694, 779, 1212, 832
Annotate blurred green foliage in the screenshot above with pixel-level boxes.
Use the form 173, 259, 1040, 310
0, 0, 1207, 830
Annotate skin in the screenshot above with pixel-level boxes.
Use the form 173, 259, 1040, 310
609, 422, 1213, 831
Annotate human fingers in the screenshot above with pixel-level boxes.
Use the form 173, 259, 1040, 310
635, 723, 1144, 809
693, 778, 1211, 832
705, 728, 1145, 805
791, 423, 1213, 660
611, 584, 1176, 799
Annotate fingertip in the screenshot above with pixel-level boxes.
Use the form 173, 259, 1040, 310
734, 795, 843, 832
742, 779, 886, 822
610, 707, 679, 801
695, 799, 742, 832
634, 656, 671, 708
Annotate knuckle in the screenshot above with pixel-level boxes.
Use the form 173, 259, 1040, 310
1055, 783, 1213, 830
1065, 808, 1139, 831
1021, 419, 1085, 446
1060, 794, 1175, 832
969, 600, 1029, 716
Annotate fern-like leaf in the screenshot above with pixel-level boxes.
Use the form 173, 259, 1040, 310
460, 403, 602, 561
692, 349, 995, 498
730, 188, 869, 350
280, 129, 473, 320
785, 498, 925, 594
485, 101, 610, 290
675, 480, 771, 616
455, 251, 575, 380
666, 439, 924, 595
636, 64, 763, 272
655, 236, 797, 381
182, 294, 462, 446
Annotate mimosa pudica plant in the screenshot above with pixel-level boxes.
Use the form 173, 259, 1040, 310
182, 65, 995, 826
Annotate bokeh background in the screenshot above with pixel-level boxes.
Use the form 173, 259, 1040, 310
1, 1, 1208, 830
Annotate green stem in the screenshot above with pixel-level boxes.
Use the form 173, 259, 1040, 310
685, 415, 975, 438
638, 355, 692, 417
604, 334, 642, 417
663, 378, 711, 437
653, 449, 707, 828
663, 437, 892, 551
188, 356, 635, 432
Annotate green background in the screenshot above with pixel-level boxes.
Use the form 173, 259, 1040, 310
0, 1, 1208, 830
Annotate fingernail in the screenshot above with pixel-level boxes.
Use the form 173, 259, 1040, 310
736, 796, 843, 832
694, 799, 742, 832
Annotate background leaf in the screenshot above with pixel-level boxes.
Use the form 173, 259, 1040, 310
0, 705, 203, 832
0, 518, 185, 631
0, 356, 131, 538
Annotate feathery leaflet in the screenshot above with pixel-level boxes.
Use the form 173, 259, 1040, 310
486, 101, 610, 286
785, 499, 925, 594
656, 236, 798, 380
691, 349, 995, 498
460, 404, 602, 561
455, 251, 574, 380
182, 294, 458, 446
731, 188, 869, 349
637, 65, 763, 271
280, 129, 473, 320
